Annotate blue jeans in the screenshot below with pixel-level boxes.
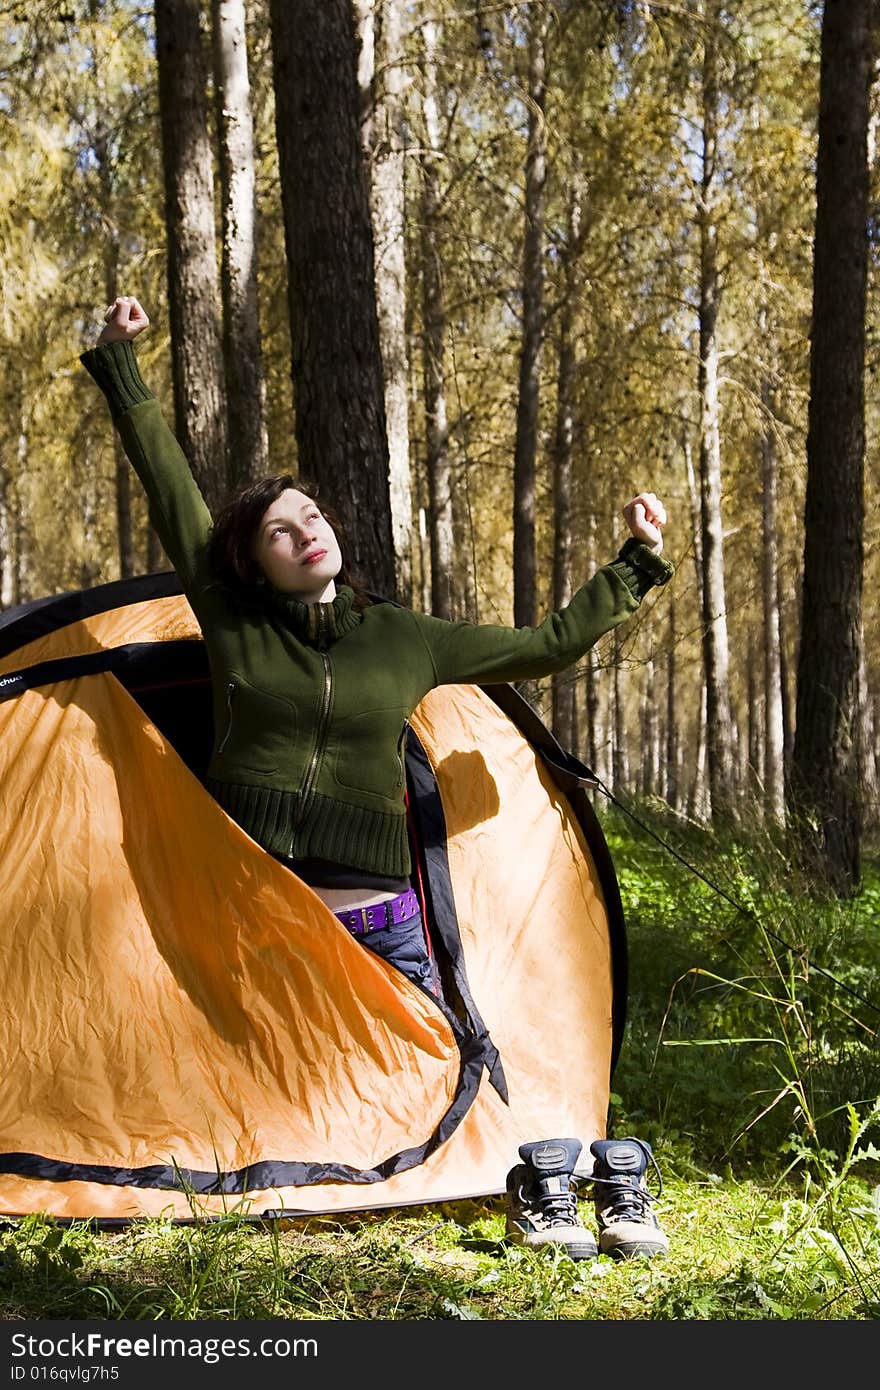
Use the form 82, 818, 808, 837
358, 909, 441, 998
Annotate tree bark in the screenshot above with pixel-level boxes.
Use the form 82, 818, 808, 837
550, 186, 581, 750
359, 0, 414, 602
641, 642, 658, 796
696, 15, 736, 819
418, 15, 453, 619
268, 0, 394, 596
211, 0, 269, 488
0, 402, 15, 607
778, 569, 794, 784
91, 82, 133, 579
760, 367, 785, 823
665, 594, 679, 812
154, 0, 229, 516
512, 3, 549, 629
584, 504, 602, 781
790, 0, 873, 895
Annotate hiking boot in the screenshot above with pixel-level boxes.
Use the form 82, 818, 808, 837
589, 1137, 669, 1260
504, 1137, 598, 1260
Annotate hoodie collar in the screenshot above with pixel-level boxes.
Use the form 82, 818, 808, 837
262, 583, 362, 648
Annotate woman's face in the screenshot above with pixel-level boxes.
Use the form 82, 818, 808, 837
253, 488, 343, 601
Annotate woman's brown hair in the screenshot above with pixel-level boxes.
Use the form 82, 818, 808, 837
208, 475, 372, 609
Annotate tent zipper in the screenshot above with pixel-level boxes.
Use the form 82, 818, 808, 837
291, 646, 333, 850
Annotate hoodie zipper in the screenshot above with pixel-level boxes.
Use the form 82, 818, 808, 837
397, 718, 409, 787
217, 680, 236, 753
291, 642, 333, 851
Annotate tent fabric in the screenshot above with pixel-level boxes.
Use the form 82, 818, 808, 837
0, 576, 626, 1221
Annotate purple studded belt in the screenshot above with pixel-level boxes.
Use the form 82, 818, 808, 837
334, 888, 421, 937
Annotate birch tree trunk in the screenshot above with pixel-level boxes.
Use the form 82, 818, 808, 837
418, 15, 453, 619
211, 0, 269, 488
357, 0, 413, 602
696, 17, 735, 819
684, 436, 706, 820
268, 0, 394, 595
791, 0, 872, 894
512, 3, 549, 629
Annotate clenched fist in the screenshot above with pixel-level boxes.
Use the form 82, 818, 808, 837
97, 295, 150, 346
622, 492, 667, 554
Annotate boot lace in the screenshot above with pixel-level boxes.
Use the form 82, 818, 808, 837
524, 1176, 581, 1227
594, 1176, 655, 1225
592, 1144, 663, 1225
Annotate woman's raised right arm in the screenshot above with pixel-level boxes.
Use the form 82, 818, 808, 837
80, 296, 214, 597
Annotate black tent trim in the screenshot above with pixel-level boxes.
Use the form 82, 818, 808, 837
0, 1030, 485, 1194
405, 734, 509, 1102
481, 683, 629, 1070
0, 571, 183, 655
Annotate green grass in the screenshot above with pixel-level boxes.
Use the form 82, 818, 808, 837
2, 800, 879, 1321
1, 1173, 878, 1320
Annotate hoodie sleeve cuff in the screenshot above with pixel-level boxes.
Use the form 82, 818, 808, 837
80, 340, 155, 422
608, 537, 675, 600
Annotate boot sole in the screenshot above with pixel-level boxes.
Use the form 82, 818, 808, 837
601, 1238, 668, 1260
505, 1230, 598, 1260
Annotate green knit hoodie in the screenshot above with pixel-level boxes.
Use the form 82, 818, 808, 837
81, 340, 673, 878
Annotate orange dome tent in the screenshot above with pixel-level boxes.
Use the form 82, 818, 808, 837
0, 574, 627, 1223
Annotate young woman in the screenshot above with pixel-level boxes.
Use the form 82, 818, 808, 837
81, 293, 675, 1260
81, 295, 673, 1001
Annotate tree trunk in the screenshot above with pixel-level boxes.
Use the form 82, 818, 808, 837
584, 505, 602, 780
359, 0, 413, 602
694, 686, 709, 822
859, 640, 878, 819
512, 4, 549, 629
268, 0, 394, 596
92, 100, 134, 580
14, 401, 28, 604
778, 567, 794, 785
102, 232, 134, 580
747, 628, 761, 794
760, 367, 785, 823
452, 468, 478, 623
696, 18, 736, 819
211, 0, 269, 488
665, 594, 679, 812
790, 0, 872, 895
418, 15, 453, 619
154, 0, 228, 516
611, 628, 628, 793
0, 439, 13, 608
550, 187, 581, 750
641, 642, 657, 796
